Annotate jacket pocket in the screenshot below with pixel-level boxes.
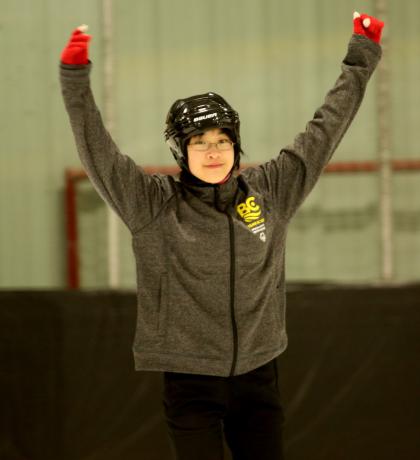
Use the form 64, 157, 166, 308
274, 283, 285, 326
157, 274, 168, 336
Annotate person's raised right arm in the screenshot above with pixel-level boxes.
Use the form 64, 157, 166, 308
60, 26, 172, 233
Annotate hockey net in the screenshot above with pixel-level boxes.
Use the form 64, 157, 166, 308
65, 160, 420, 288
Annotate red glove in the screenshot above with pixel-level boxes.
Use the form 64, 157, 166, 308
61, 25, 91, 65
353, 12, 384, 44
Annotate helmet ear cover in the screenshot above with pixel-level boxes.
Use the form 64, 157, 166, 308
164, 92, 242, 171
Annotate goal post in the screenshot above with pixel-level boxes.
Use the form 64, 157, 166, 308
65, 160, 420, 289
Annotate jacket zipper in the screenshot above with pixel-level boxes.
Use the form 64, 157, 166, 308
227, 213, 238, 376
214, 186, 238, 376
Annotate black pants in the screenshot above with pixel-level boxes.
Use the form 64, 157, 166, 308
163, 358, 284, 460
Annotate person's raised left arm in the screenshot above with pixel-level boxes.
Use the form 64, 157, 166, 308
242, 12, 384, 220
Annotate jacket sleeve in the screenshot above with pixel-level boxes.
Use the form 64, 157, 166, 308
241, 34, 382, 220
60, 62, 172, 234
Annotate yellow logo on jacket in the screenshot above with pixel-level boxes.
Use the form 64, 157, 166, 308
236, 197, 261, 222
236, 196, 267, 242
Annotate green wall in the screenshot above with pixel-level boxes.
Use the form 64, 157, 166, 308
0, 0, 419, 287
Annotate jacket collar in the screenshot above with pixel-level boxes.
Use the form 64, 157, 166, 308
178, 170, 238, 210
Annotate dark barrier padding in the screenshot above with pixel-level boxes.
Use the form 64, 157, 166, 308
1, 284, 419, 460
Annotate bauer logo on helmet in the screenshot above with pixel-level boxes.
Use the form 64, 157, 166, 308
193, 113, 218, 123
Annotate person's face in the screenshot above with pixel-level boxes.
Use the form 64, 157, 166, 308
187, 128, 235, 184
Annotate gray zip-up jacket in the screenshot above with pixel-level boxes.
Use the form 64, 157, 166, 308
60, 34, 381, 377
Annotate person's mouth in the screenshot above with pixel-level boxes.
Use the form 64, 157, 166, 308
205, 164, 223, 168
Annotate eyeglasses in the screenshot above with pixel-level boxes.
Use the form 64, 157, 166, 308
188, 140, 235, 152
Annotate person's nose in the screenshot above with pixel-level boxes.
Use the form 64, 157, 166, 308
207, 144, 220, 158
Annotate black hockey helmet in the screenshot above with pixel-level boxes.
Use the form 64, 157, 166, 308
164, 92, 242, 171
